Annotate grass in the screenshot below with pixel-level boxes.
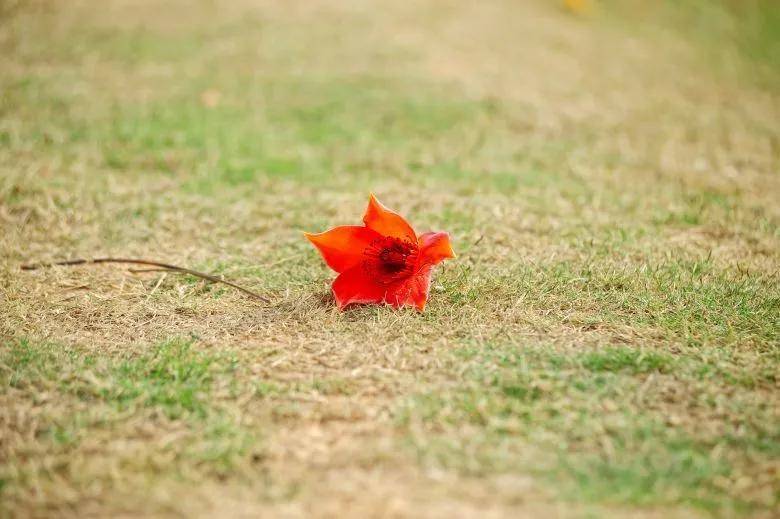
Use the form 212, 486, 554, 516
603, 0, 780, 87
1, 337, 258, 460
399, 342, 776, 515
1, 0, 778, 517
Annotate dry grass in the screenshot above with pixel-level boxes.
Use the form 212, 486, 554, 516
1, 0, 779, 517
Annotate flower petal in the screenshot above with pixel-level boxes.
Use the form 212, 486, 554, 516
331, 265, 433, 311
331, 265, 390, 309
362, 194, 416, 243
304, 225, 381, 273
386, 268, 433, 311
417, 231, 455, 268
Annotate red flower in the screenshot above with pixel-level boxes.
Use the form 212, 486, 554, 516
305, 194, 454, 311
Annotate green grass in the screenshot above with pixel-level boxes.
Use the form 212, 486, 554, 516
436, 259, 779, 349
398, 342, 777, 514
1, 338, 259, 476
579, 347, 674, 374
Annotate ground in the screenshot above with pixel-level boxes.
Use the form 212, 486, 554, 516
1, 0, 779, 517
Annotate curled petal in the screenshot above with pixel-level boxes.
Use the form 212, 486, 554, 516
363, 194, 416, 244
304, 226, 381, 273
417, 231, 455, 268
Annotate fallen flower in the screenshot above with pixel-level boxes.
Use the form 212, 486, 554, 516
305, 194, 454, 311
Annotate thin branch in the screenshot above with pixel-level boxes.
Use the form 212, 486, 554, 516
20, 258, 269, 303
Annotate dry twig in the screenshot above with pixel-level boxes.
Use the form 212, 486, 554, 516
20, 258, 269, 303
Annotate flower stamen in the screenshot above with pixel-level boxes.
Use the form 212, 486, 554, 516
362, 237, 418, 285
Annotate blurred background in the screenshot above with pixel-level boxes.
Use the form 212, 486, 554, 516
2, 0, 777, 200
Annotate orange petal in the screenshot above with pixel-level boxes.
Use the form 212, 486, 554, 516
332, 265, 433, 311
385, 268, 433, 311
417, 231, 455, 268
304, 226, 381, 273
331, 265, 390, 309
362, 194, 416, 244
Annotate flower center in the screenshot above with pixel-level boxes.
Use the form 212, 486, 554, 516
363, 237, 418, 284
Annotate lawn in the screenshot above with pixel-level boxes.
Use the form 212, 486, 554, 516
1, 0, 778, 517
